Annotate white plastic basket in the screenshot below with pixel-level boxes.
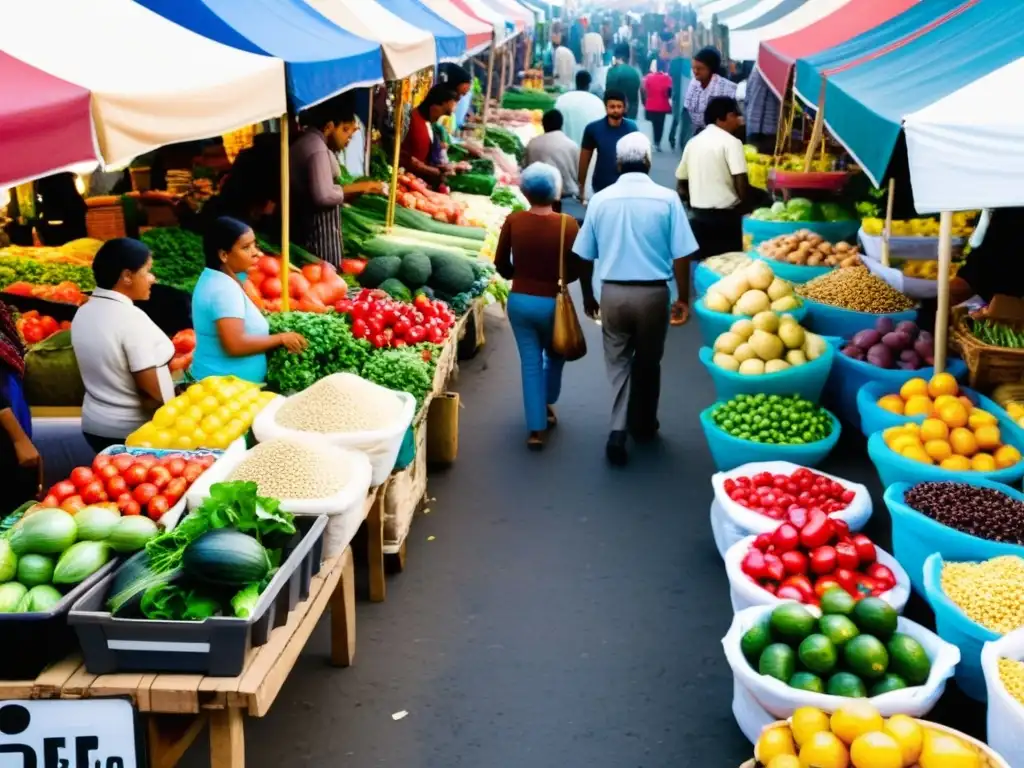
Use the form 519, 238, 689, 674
710, 461, 872, 559
724, 604, 960, 744
724, 535, 911, 615
252, 376, 415, 486
983, 627, 1024, 766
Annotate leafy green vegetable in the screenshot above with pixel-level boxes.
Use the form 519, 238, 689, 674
785, 198, 817, 222
818, 202, 853, 222
361, 347, 434, 407
469, 157, 495, 176
446, 173, 497, 196
142, 227, 205, 293
491, 186, 525, 211
483, 126, 525, 164
266, 312, 371, 393
0, 257, 95, 291
231, 582, 261, 618
369, 145, 393, 182
140, 583, 222, 621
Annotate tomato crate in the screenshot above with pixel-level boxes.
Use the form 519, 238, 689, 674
68, 514, 327, 676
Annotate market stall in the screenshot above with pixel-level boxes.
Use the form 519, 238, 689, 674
417, 0, 496, 55
728, 0, 851, 64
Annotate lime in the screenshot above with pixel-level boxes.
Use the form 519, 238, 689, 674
870, 673, 909, 696
798, 634, 838, 676
741, 621, 773, 665
789, 671, 825, 694
818, 614, 860, 648
851, 596, 899, 640
826, 671, 867, 698
843, 634, 889, 680
886, 633, 932, 685
820, 586, 856, 616
769, 603, 817, 643
759, 643, 797, 683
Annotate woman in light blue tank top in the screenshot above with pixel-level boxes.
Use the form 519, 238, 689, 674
190, 217, 307, 384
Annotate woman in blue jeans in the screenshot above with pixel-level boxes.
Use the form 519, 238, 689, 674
495, 163, 581, 451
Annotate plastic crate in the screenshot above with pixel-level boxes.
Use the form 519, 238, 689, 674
70, 515, 327, 676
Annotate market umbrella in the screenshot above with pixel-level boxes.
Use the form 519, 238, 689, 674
716, 0, 783, 26
699, 0, 757, 24
459, 0, 517, 40
373, 0, 469, 61
0, 53, 97, 188
484, 0, 536, 30
303, 0, 438, 80
756, 0, 920, 97
417, 0, 496, 54
134, 0, 382, 108
729, 0, 850, 62
0, 0, 286, 172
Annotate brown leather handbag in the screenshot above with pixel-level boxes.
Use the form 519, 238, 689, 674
551, 214, 587, 361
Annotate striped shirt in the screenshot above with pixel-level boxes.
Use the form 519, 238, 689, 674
744, 69, 781, 137
684, 74, 737, 134
289, 130, 344, 267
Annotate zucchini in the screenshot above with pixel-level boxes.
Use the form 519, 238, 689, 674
182, 529, 270, 587
107, 516, 159, 554
53, 541, 111, 585
352, 195, 487, 241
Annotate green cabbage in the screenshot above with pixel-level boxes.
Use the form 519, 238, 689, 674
751, 207, 774, 221
786, 198, 817, 222
818, 202, 853, 222
770, 201, 787, 216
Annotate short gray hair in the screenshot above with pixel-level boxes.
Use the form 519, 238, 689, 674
519, 162, 562, 205
616, 132, 652, 164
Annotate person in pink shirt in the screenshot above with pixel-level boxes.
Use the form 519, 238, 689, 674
642, 60, 673, 152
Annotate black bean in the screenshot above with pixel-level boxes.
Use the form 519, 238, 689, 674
903, 482, 1024, 545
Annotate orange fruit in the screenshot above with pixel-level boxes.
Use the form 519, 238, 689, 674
876, 395, 906, 414
920, 418, 949, 442
937, 401, 969, 428
902, 445, 933, 464
971, 453, 997, 472
974, 424, 1002, 451
949, 427, 978, 457
995, 444, 1023, 468
928, 372, 959, 398
924, 439, 953, 462
883, 426, 908, 446
958, 395, 975, 411
941, 455, 972, 471
899, 378, 929, 400
890, 434, 922, 454
903, 395, 934, 417
933, 395, 960, 412
968, 408, 998, 428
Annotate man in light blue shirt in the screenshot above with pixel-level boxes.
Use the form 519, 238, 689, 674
574, 132, 698, 465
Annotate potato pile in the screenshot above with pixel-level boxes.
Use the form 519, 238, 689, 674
703, 260, 802, 316
703, 252, 752, 277
712, 312, 828, 375
757, 230, 862, 268
228, 439, 351, 499
796, 266, 916, 313
275, 374, 406, 433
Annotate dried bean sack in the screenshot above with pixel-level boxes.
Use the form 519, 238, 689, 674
984, 627, 1024, 767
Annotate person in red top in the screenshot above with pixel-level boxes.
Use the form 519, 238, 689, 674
642, 59, 673, 152
400, 85, 460, 185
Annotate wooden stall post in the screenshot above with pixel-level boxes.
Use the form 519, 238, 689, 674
933, 210, 954, 374
385, 81, 407, 231
279, 115, 291, 312
364, 92, 376, 176
802, 84, 826, 173
881, 177, 896, 268
498, 46, 509, 103
482, 45, 496, 127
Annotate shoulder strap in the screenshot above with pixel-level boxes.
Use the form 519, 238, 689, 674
558, 214, 568, 288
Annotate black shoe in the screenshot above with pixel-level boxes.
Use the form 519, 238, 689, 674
630, 419, 660, 443
606, 431, 628, 466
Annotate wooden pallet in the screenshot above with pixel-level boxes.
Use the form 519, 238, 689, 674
0, 546, 357, 767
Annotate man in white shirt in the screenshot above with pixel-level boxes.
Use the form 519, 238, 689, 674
675, 96, 748, 263
554, 44, 577, 90
524, 110, 580, 205
554, 71, 607, 147
582, 29, 605, 75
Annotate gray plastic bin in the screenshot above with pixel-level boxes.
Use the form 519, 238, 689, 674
69, 515, 327, 676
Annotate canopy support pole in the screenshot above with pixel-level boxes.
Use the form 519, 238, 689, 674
499, 46, 509, 102
482, 46, 496, 128
386, 81, 407, 231
364, 92, 376, 176
280, 115, 291, 312
881, 177, 896, 267
933, 211, 954, 374
803, 84, 826, 173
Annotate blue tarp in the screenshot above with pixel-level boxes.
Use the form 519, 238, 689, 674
376, 0, 467, 61
795, 0, 1024, 183
135, 0, 382, 109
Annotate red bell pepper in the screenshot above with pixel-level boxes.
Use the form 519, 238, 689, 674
834, 541, 860, 571
780, 550, 809, 576
809, 546, 837, 576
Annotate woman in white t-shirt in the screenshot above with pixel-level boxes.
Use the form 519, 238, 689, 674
71, 239, 175, 452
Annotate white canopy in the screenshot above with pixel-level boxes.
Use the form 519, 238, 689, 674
303, 0, 436, 81
905, 57, 1024, 213
723, 0, 787, 30
699, 0, 760, 24
462, 0, 514, 42
0, 0, 286, 170
729, 0, 851, 61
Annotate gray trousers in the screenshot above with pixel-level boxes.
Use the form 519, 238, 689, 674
600, 283, 670, 432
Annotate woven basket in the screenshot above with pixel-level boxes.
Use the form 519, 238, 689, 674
951, 306, 1024, 390
739, 718, 1008, 767
85, 205, 126, 241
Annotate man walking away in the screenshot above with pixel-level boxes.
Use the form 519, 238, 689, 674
642, 60, 673, 151
578, 90, 638, 204
524, 110, 580, 208
676, 96, 748, 266
583, 27, 605, 76
554, 43, 577, 91
605, 45, 642, 120
574, 133, 698, 466
554, 71, 607, 147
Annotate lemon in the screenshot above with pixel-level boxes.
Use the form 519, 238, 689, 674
791, 707, 831, 748
920, 418, 949, 442
973, 424, 1001, 452
968, 409, 997, 429
199, 395, 221, 413
175, 417, 198, 435
924, 439, 952, 462
799, 731, 849, 768
831, 702, 884, 746
883, 715, 923, 765
757, 725, 798, 764
186, 383, 206, 403
767, 756, 801, 768
928, 372, 959, 398
152, 405, 178, 428
918, 729, 981, 768
849, 732, 902, 768
903, 395, 934, 417
899, 378, 929, 400
995, 444, 1022, 468
876, 395, 905, 415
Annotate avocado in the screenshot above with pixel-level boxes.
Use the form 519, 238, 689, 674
870, 673, 909, 696
887, 633, 932, 685
759, 643, 796, 683
741, 621, 772, 665
789, 671, 825, 694
798, 634, 838, 676
826, 671, 868, 698
843, 634, 890, 680
769, 603, 817, 643
819, 614, 860, 648
851, 597, 899, 640
820, 586, 856, 616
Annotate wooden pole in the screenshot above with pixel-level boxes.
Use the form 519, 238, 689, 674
279, 114, 291, 312
803, 83, 826, 172
933, 210, 954, 374
881, 177, 896, 267
482, 45, 496, 128
364, 92, 375, 176
499, 46, 509, 102
385, 81, 406, 231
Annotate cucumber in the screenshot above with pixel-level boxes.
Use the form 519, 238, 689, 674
107, 516, 159, 554
9, 508, 77, 556
182, 530, 270, 587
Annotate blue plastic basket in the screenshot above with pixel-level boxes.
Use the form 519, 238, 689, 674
694, 298, 810, 348
699, 405, 841, 471
825, 353, 968, 428
866, 429, 1024, 489
693, 263, 721, 297
857, 382, 1024, 441
698, 343, 834, 402
752, 255, 834, 285
742, 217, 860, 247
800, 297, 919, 339
922, 552, 1003, 702
100, 445, 225, 460
884, 481, 1024, 596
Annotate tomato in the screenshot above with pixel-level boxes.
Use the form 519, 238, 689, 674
428, 326, 444, 344
133, 483, 159, 505
164, 457, 187, 478
289, 274, 310, 299
133, 454, 158, 469
771, 523, 800, 553
195, 454, 216, 468
334, 298, 354, 314
123, 464, 148, 487
50, 480, 77, 502
834, 541, 860, 571
833, 567, 859, 596
260, 277, 281, 299
110, 453, 136, 473
393, 317, 412, 336
22, 322, 44, 344
257, 255, 281, 276
809, 545, 838, 575
850, 534, 876, 564
165, 477, 188, 503
182, 462, 205, 483
351, 318, 369, 339
97, 463, 120, 482
41, 494, 59, 508
371, 333, 388, 348
406, 326, 427, 344
780, 550, 809, 576
781, 574, 815, 601
341, 258, 366, 276
799, 513, 834, 549
865, 563, 896, 589
762, 552, 785, 582
147, 495, 171, 521
38, 315, 58, 337
814, 577, 842, 598
121, 499, 141, 516
69, 466, 95, 489
81, 480, 108, 504
740, 548, 766, 580
61, 495, 85, 514
147, 465, 172, 490
301, 263, 323, 284
116, 492, 134, 510
91, 453, 112, 473
367, 314, 385, 335
775, 585, 805, 602
106, 476, 128, 498
752, 533, 773, 552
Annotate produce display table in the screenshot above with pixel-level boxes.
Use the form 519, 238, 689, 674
0, 544, 358, 768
